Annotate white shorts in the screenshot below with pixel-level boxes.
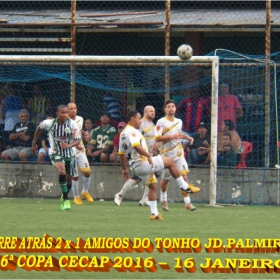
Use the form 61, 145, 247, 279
162, 156, 189, 180
73, 153, 91, 177
133, 155, 164, 186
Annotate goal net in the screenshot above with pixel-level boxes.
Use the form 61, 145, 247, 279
0, 53, 279, 206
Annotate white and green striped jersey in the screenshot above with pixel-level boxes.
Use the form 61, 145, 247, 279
38, 118, 81, 158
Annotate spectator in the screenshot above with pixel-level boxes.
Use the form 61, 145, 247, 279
1, 83, 22, 133
0, 85, 7, 152
37, 116, 53, 163
177, 87, 211, 133
110, 121, 126, 163
1, 109, 36, 163
218, 82, 243, 131
28, 85, 51, 126
218, 119, 242, 154
83, 118, 94, 150
186, 122, 211, 165
217, 132, 237, 167
87, 112, 117, 163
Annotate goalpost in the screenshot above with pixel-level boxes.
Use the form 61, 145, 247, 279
0, 55, 219, 205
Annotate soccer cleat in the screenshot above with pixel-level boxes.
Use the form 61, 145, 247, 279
114, 193, 122, 206
185, 203, 196, 211
150, 213, 164, 220
161, 200, 169, 211
60, 195, 65, 211
139, 200, 150, 206
181, 183, 200, 194
74, 197, 83, 205
64, 199, 71, 210
81, 192, 94, 202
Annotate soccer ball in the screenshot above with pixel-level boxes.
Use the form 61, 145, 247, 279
177, 44, 193, 60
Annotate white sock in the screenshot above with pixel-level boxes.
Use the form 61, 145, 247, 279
175, 176, 189, 190
82, 176, 91, 193
72, 180, 79, 198
184, 196, 191, 205
160, 191, 167, 201
140, 186, 149, 201
119, 179, 137, 196
149, 200, 158, 216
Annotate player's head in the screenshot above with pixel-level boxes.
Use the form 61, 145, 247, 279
127, 110, 141, 129
100, 112, 110, 125
143, 105, 155, 121
18, 109, 30, 125
222, 119, 235, 131
56, 105, 68, 123
164, 99, 176, 117
67, 102, 77, 118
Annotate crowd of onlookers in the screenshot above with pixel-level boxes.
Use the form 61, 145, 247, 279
0, 81, 252, 167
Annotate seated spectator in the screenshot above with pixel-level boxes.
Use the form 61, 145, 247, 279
217, 132, 237, 167
218, 119, 242, 154
87, 112, 117, 163
37, 116, 53, 163
1, 109, 36, 163
186, 122, 210, 165
83, 118, 94, 150
109, 121, 126, 163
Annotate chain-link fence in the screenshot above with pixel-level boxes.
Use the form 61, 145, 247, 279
0, 1, 280, 204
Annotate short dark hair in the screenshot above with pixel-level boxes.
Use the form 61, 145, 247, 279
222, 132, 231, 140
224, 119, 235, 130
126, 110, 139, 122
57, 105, 67, 112
164, 99, 175, 108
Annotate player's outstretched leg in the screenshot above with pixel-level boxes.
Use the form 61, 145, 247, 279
160, 179, 169, 211
148, 183, 163, 220
114, 175, 141, 206
139, 185, 150, 206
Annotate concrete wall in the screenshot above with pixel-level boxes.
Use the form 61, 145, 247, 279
0, 163, 279, 205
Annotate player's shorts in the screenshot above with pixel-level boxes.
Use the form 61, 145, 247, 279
162, 156, 189, 180
133, 155, 164, 186
3, 146, 35, 160
73, 153, 91, 177
50, 154, 76, 176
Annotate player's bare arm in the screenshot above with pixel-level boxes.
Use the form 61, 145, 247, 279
60, 139, 80, 149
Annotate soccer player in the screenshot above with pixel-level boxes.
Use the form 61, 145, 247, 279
118, 110, 200, 220
155, 99, 197, 212
114, 105, 157, 206
32, 105, 81, 211
67, 102, 93, 205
